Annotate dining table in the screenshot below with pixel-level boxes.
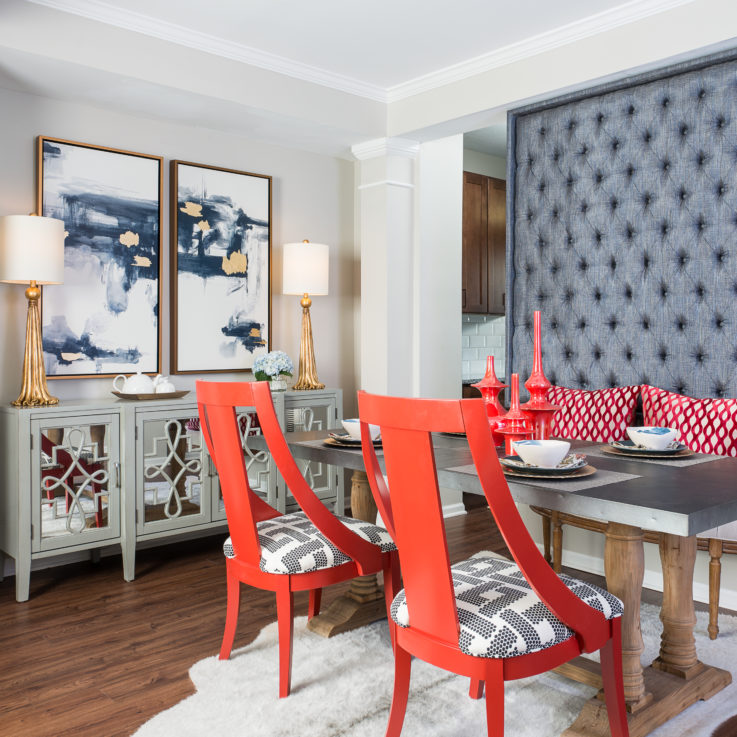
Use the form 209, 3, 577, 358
250, 429, 737, 737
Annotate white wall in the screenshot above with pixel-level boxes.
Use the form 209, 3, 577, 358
0, 86, 356, 404
463, 150, 506, 180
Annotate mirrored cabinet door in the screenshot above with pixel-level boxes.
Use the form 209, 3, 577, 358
136, 408, 209, 534
31, 414, 121, 552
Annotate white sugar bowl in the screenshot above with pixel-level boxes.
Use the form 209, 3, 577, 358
512, 439, 571, 468
153, 375, 177, 394
627, 426, 678, 451
113, 370, 155, 394
341, 418, 381, 441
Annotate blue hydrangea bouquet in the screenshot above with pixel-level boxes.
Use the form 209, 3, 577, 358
253, 351, 294, 382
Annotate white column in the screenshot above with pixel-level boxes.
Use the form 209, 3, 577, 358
353, 138, 419, 396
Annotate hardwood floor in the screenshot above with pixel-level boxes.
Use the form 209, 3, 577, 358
0, 508, 505, 737
1, 508, 732, 737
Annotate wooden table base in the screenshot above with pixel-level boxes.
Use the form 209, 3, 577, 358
559, 524, 732, 736
307, 469, 388, 638
561, 662, 731, 737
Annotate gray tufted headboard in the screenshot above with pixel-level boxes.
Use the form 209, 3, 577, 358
506, 49, 737, 400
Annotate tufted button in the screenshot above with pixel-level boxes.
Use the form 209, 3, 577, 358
626, 164, 635, 177
697, 215, 706, 232
643, 130, 652, 143
680, 124, 689, 137
643, 193, 652, 208
595, 172, 603, 184
677, 251, 689, 267
538, 181, 546, 193
628, 104, 636, 115
717, 182, 726, 197
593, 348, 601, 361
580, 201, 589, 214
716, 249, 727, 264
698, 88, 706, 100
610, 197, 619, 211
594, 230, 603, 244
659, 347, 668, 363
578, 318, 587, 330
597, 112, 605, 124
694, 349, 705, 363
716, 115, 726, 129
564, 289, 574, 303
643, 254, 651, 270
552, 149, 560, 162
662, 97, 670, 108
642, 318, 650, 330
540, 126, 546, 137
714, 315, 725, 329
537, 290, 548, 302
580, 144, 589, 156
676, 317, 686, 331
608, 317, 618, 330
564, 347, 573, 360
679, 188, 688, 202
662, 159, 671, 172
551, 319, 559, 330
624, 285, 633, 300
567, 120, 576, 131
593, 289, 602, 302
566, 175, 575, 188
611, 138, 620, 151
626, 225, 635, 240
537, 237, 546, 249
661, 221, 670, 237
695, 283, 706, 299
550, 263, 559, 275
660, 284, 669, 299
676, 382, 686, 394
625, 348, 634, 361
610, 256, 617, 272
578, 258, 589, 272
566, 233, 575, 246
697, 151, 707, 166
527, 154, 535, 167
552, 208, 559, 219
527, 209, 534, 222
715, 386, 726, 398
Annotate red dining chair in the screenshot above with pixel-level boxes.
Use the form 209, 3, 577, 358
196, 380, 399, 698
358, 391, 628, 737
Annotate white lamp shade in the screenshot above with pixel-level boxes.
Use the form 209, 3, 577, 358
0, 215, 65, 285
282, 241, 329, 295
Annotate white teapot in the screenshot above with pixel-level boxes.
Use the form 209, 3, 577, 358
153, 375, 177, 394
113, 370, 155, 394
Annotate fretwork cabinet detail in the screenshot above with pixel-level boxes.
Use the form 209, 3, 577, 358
0, 388, 343, 602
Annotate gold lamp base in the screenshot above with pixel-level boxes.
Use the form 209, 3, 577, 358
12, 282, 58, 407
292, 293, 325, 391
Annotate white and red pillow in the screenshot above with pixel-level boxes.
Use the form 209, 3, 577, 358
641, 385, 737, 457
547, 385, 641, 443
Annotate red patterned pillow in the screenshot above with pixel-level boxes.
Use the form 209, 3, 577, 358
641, 385, 737, 457
547, 385, 641, 442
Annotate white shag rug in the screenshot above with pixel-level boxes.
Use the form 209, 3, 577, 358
135, 597, 736, 737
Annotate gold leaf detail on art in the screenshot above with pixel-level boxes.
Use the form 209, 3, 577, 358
120, 231, 139, 247
197, 219, 211, 232
250, 327, 261, 337
64, 231, 69, 239
133, 255, 152, 267
221, 252, 247, 275
61, 352, 83, 361
180, 201, 202, 217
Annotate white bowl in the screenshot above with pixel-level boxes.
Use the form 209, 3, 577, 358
626, 426, 678, 451
341, 418, 380, 441
511, 439, 571, 468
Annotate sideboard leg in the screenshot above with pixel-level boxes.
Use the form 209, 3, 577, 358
16, 553, 31, 603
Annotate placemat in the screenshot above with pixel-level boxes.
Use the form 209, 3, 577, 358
584, 445, 721, 467
445, 464, 640, 493
299, 438, 383, 453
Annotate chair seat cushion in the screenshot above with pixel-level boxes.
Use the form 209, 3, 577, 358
223, 511, 396, 574
390, 555, 623, 659
547, 385, 641, 442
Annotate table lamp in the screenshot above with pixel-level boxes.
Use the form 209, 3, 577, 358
0, 215, 65, 406
282, 239, 329, 390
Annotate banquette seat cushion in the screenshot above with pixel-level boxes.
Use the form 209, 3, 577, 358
223, 511, 396, 574
390, 555, 623, 659
548, 385, 641, 443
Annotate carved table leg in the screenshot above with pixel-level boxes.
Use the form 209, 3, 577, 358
652, 533, 702, 679
307, 470, 387, 637
562, 526, 731, 737
552, 510, 563, 573
708, 538, 723, 640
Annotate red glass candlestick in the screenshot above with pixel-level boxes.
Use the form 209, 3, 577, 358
472, 355, 507, 446
521, 310, 559, 439
498, 373, 533, 455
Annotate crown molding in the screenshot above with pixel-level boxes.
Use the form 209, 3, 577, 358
25, 0, 388, 102
385, 0, 696, 102
26, 0, 695, 105
351, 138, 420, 161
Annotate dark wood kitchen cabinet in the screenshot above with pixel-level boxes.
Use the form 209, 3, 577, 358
462, 172, 506, 314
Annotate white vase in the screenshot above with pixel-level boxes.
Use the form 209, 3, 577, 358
269, 378, 287, 392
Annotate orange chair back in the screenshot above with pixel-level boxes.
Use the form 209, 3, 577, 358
358, 392, 609, 653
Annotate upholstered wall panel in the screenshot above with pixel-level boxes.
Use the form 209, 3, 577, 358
507, 50, 737, 399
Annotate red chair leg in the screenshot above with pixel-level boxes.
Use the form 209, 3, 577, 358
276, 587, 294, 698
383, 551, 401, 648
386, 644, 412, 737
219, 567, 240, 660
484, 662, 504, 737
469, 678, 484, 699
601, 617, 630, 737
308, 588, 322, 620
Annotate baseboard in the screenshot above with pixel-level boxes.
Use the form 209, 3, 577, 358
544, 544, 737, 612
442, 502, 467, 519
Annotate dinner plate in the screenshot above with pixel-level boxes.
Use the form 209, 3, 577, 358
604, 439, 693, 458
325, 433, 381, 448
500, 453, 587, 474
502, 464, 596, 480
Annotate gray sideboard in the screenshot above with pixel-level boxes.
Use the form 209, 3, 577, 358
0, 388, 343, 601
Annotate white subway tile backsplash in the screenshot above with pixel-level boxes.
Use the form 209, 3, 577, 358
469, 359, 487, 376
469, 335, 486, 348
461, 335, 470, 348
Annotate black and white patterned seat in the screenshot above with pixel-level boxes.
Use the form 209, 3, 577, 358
390, 555, 623, 659
223, 511, 396, 575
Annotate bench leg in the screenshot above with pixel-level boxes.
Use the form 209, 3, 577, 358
542, 513, 552, 564
552, 511, 563, 573
708, 538, 723, 640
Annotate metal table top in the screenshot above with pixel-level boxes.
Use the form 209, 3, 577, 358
251, 431, 737, 537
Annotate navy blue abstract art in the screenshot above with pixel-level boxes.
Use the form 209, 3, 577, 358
171, 161, 271, 373
38, 137, 162, 378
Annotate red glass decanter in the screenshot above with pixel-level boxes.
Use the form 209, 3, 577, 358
498, 373, 533, 455
472, 355, 507, 446
521, 311, 559, 440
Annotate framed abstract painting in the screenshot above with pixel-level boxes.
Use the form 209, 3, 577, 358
170, 160, 271, 374
37, 136, 163, 378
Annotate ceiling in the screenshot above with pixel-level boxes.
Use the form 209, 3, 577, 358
0, 0, 705, 156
